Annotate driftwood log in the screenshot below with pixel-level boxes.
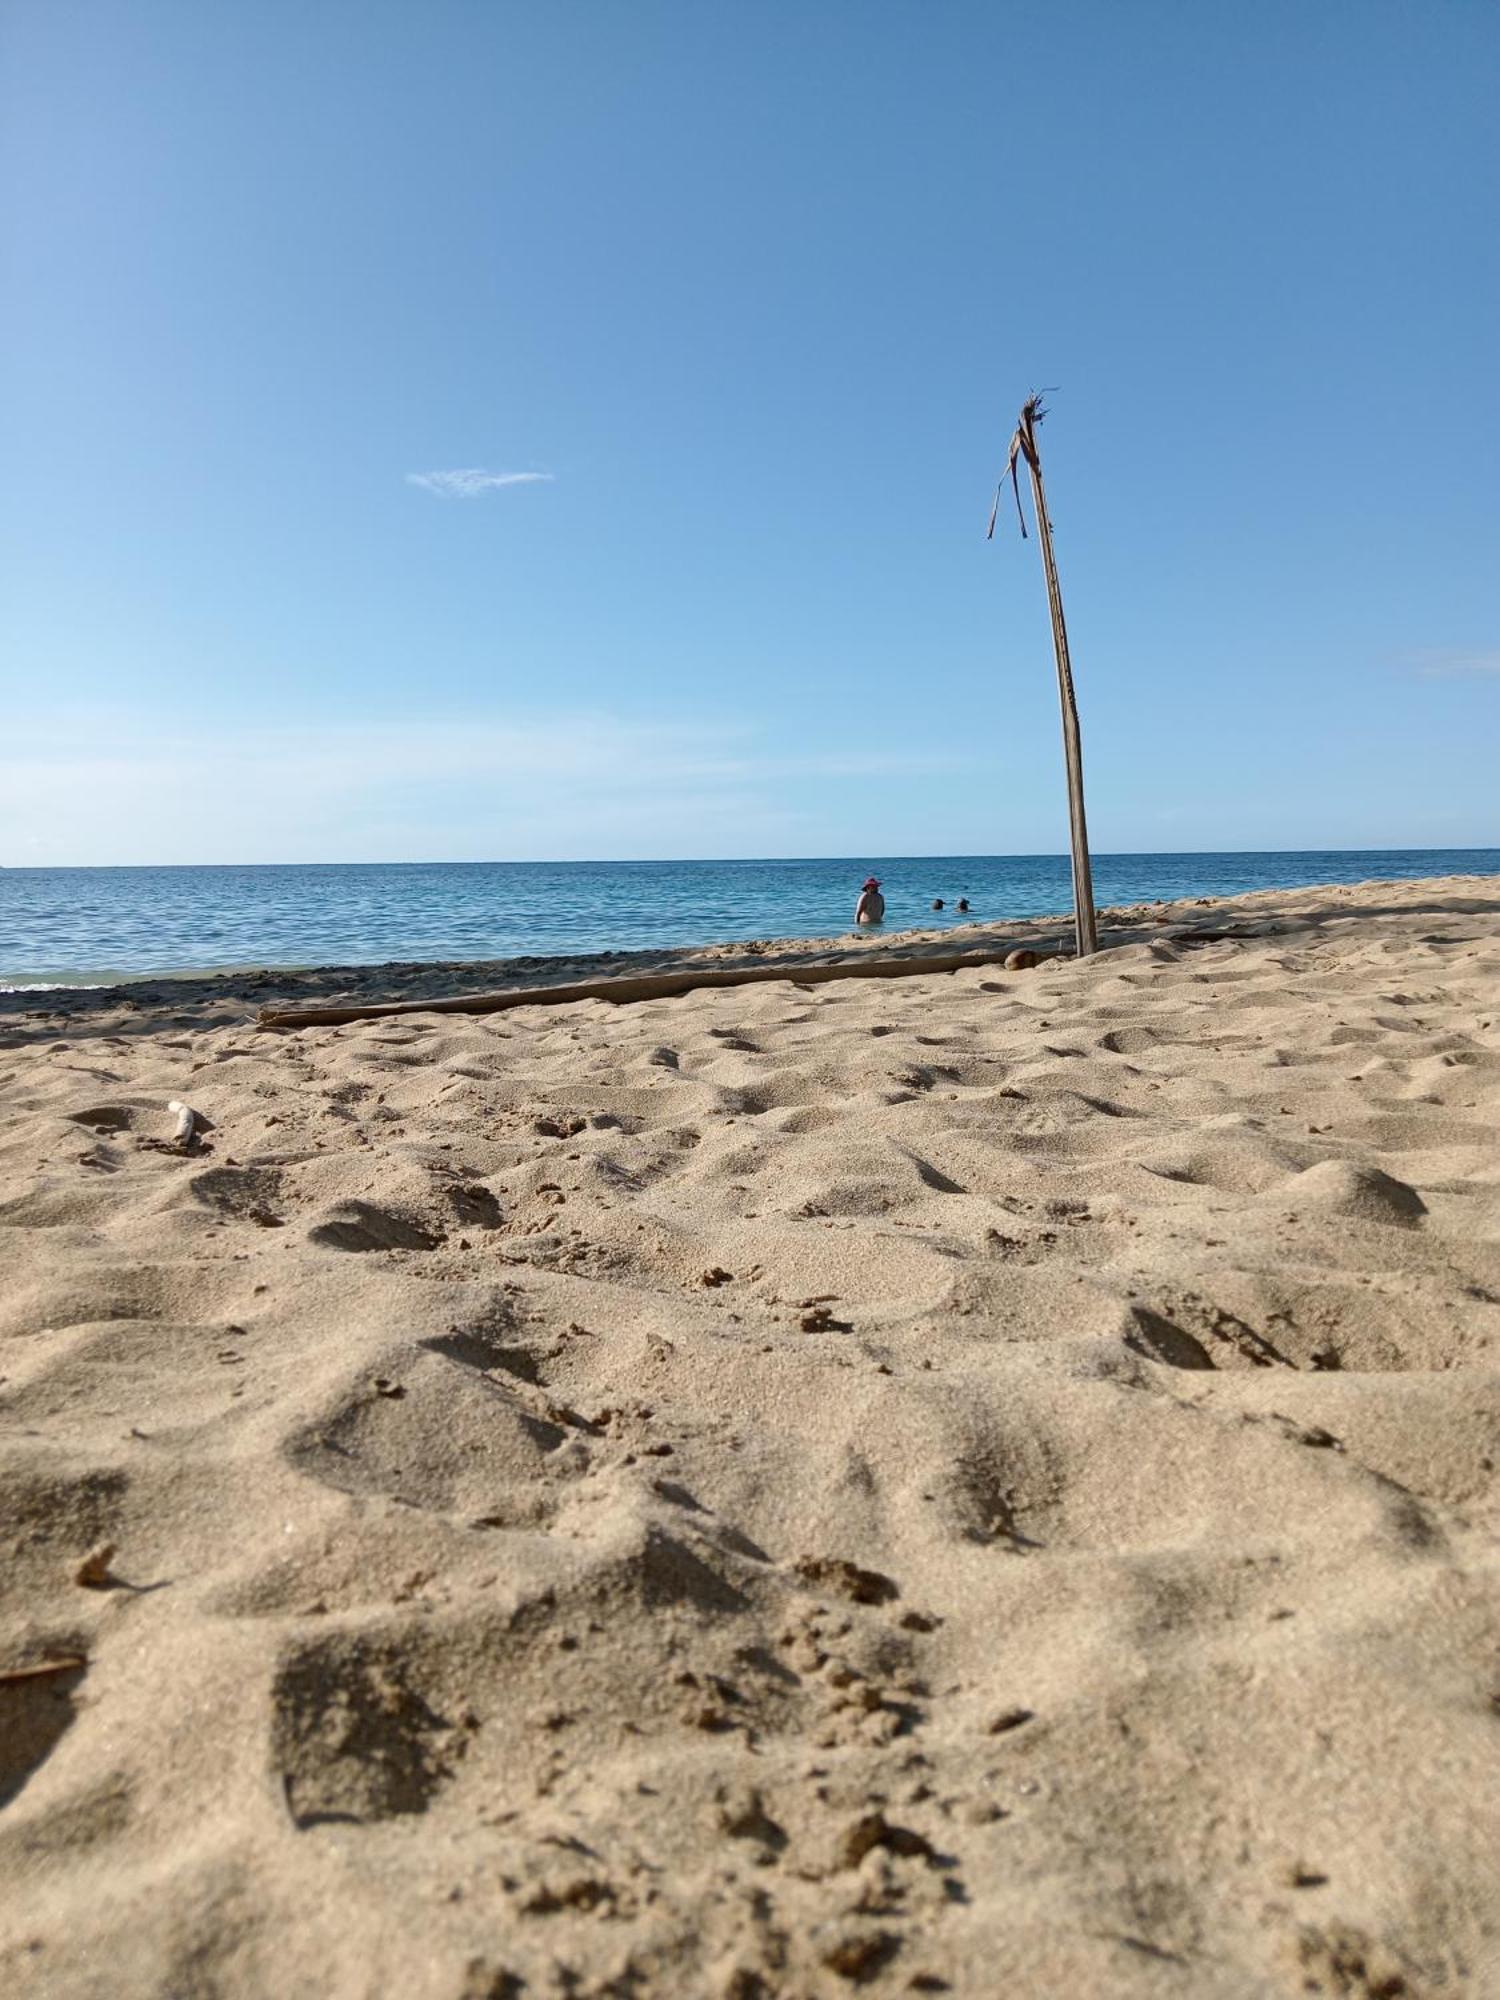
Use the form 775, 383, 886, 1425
253, 925, 1251, 1033
256, 944, 1068, 1031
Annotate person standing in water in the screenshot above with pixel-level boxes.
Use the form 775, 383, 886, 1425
855, 875, 885, 926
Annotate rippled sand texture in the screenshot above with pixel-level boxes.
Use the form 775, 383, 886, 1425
2, 877, 1499, 1998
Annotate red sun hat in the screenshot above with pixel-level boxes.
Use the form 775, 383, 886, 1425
862, 876, 881, 889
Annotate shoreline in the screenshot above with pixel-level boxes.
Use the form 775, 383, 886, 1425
6, 852, 1497, 1000
5, 871, 1499, 1040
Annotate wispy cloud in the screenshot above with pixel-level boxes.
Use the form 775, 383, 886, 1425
1406, 647, 1500, 680
0, 714, 973, 865
406, 468, 553, 499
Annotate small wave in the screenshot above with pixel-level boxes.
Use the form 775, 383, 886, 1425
0, 962, 306, 991
0, 979, 119, 994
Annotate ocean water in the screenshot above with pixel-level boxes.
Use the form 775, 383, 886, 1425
1, 850, 1497, 986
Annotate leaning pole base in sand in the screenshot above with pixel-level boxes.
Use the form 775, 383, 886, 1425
256, 943, 1063, 1031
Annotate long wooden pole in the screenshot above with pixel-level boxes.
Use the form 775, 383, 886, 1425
999, 398, 1097, 958
1024, 407, 1096, 955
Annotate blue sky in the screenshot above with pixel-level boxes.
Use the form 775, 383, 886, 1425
1, 0, 1495, 865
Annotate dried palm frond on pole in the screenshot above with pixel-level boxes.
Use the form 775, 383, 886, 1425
989, 394, 1098, 957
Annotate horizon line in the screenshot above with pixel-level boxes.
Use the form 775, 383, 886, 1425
6, 842, 1500, 873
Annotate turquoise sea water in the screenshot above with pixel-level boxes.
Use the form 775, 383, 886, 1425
1, 850, 1497, 986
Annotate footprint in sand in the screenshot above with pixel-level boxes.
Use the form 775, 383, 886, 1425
307, 1200, 441, 1252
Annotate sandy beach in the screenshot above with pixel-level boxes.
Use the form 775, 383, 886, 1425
2, 873, 1498, 1997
